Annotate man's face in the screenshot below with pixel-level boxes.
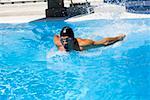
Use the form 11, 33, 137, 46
60, 36, 74, 51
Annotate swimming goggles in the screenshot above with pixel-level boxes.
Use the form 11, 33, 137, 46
60, 37, 73, 44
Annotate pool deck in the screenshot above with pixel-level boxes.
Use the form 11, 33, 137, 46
0, 2, 46, 23
0, 0, 150, 23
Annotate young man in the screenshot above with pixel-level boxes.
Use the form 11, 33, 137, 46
54, 26, 126, 51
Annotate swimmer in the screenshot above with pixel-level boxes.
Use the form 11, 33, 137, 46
54, 26, 126, 51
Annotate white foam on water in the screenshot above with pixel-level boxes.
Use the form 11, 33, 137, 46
65, 85, 89, 100
46, 47, 68, 58
79, 47, 103, 57
87, 19, 149, 38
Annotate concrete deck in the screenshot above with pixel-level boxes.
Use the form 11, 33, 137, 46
0, 2, 47, 23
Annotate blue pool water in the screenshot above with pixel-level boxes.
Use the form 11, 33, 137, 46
0, 18, 150, 100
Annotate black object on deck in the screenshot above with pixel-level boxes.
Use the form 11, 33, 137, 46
46, 0, 94, 18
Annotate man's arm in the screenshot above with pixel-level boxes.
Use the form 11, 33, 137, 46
77, 38, 94, 47
93, 34, 126, 46
77, 34, 126, 50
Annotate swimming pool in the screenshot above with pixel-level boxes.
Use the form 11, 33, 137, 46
0, 18, 150, 99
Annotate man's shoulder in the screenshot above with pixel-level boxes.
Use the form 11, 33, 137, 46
76, 38, 94, 46
54, 35, 60, 42
76, 38, 89, 45
76, 38, 93, 42
76, 38, 85, 42
54, 35, 61, 46
54, 35, 60, 39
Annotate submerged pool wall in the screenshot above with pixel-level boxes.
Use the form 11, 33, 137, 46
104, 0, 150, 14
126, 0, 150, 14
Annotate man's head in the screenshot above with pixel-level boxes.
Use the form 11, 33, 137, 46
60, 26, 75, 51
60, 26, 74, 38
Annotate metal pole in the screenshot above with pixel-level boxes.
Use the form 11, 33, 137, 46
70, 0, 73, 4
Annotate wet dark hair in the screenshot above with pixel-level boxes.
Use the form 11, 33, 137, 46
60, 26, 74, 38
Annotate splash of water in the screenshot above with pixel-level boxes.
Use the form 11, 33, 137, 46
65, 0, 150, 22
